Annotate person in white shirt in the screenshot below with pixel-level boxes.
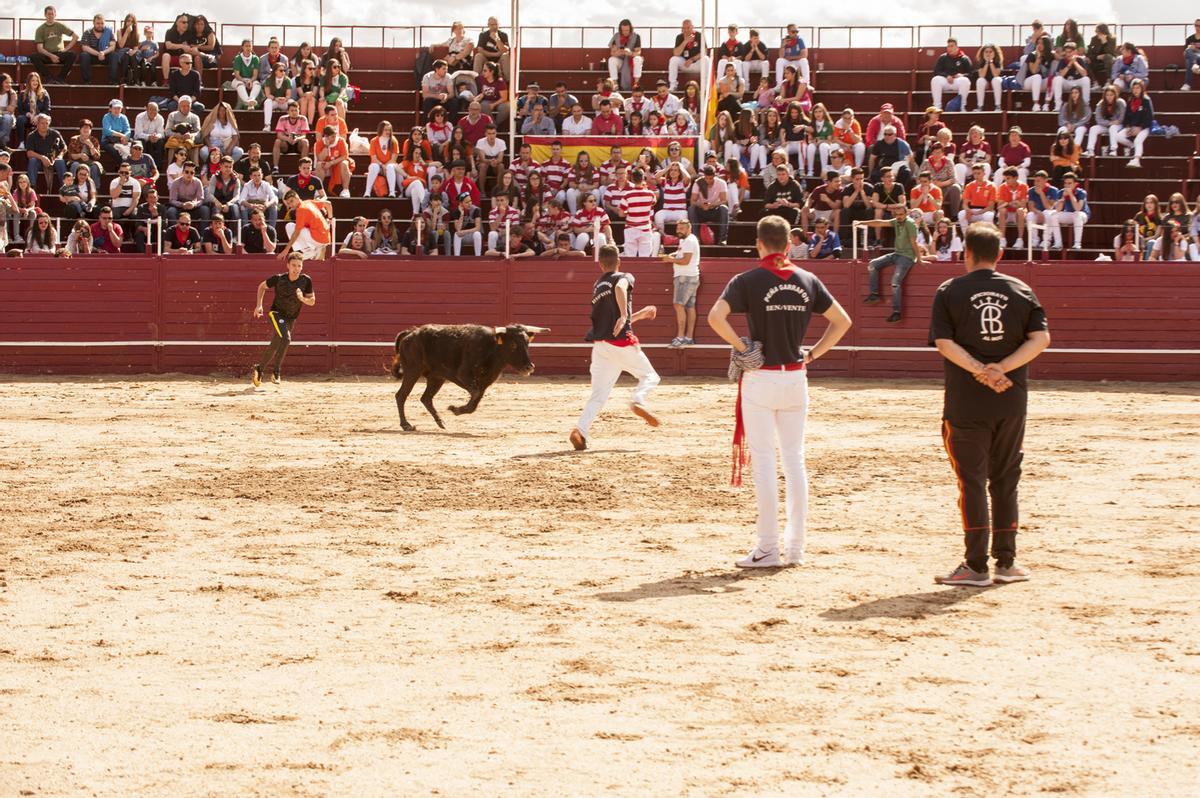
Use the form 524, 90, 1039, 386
659, 218, 701, 346
134, 100, 167, 164
109, 163, 141, 220
561, 103, 592, 136
473, 123, 507, 191
238, 166, 279, 228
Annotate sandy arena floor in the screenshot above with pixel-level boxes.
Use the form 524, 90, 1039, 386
0, 374, 1198, 796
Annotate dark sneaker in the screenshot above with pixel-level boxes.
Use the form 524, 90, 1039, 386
569, 429, 587, 451
934, 562, 993, 587
864, 294, 882, 304
994, 563, 1031, 583
886, 312, 902, 323
251, 365, 262, 388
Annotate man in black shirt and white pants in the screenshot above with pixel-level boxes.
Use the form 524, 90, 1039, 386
252, 252, 315, 387
570, 245, 660, 451
707, 215, 852, 567
930, 222, 1050, 586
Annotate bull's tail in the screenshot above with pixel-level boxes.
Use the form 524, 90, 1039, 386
389, 330, 412, 380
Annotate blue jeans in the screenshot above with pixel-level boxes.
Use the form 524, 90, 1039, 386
1186, 49, 1200, 86
868, 252, 915, 313
63, 158, 102, 186
0, 113, 13, 146
27, 156, 65, 190
80, 50, 127, 83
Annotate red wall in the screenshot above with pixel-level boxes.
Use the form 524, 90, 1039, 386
1, 256, 1197, 381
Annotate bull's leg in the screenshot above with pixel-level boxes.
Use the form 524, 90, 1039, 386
395, 373, 421, 431
420, 378, 447, 429
449, 388, 485, 416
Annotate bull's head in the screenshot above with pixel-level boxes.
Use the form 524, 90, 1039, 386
494, 324, 549, 376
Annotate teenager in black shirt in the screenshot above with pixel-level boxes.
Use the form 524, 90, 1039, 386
929, 222, 1050, 586
252, 251, 315, 386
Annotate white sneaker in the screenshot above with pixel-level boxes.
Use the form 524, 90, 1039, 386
1072, 243, 1082, 250
1013, 238, 1024, 249
1082, 150, 1094, 158
339, 188, 350, 197
1126, 158, 1141, 168
783, 550, 804, 566
1183, 83, 1193, 91
736, 547, 781, 568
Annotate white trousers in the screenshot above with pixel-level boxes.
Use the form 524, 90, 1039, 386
741, 368, 809, 557
775, 56, 810, 85
993, 159, 1029, 185
654, 208, 688, 233
263, 97, 288, 129
608, 55, 644, 83
364, 162, 399, 196
954, 162, 992, 185
405, 180, 427, 214
284, 224, 324, 259
1052, 210, 1087, 245
741, 59, 770, 86
668, 55, 707, 90
235, 79, 262, 106
573, 231, 608, 251
958, 209, 995, 235
975, 76, 1002, 109
1053, 76, 1091, 109
623, 225, 658, 257
1028, 210, 1060, 248
452, 230, 481, 256
930, 75, 970, 108
1114, 126, 1149, 158
576, 341, 660, 439
1023, 74, 1043, 104
1086, 123, 1121, 153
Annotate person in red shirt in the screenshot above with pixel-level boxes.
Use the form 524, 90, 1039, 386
592, 99, 625, 135
89, 207, 124, 253
444, 160, 481, 206
865, 103, 906, 147
996, 166, 1030, 248
958, 164, 997, 235
456, 100, 493, 146
572, 193, 611, 251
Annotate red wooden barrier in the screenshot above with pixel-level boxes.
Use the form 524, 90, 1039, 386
0, 256, 1197, 381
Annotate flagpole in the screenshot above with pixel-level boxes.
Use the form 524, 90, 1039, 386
698, 0, 708, 155
509, 0, 518, 160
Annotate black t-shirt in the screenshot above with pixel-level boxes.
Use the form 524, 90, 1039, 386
166, 224, 200, 250
873, 182, 905, 206
675, 31, 704, 60
870, 139, 905, 168
845, 181, 874, 207
764, 179, 804, 207
586, 271, 635, 343
266, 272, 314, 319
476, 29, 509, 55
285, 173, 324, 202
720, 263, 834, 366
448, 206, 481, 230
202, 227, 231, 252
928, 269, 1049, 422
242, 224, 277, 254
235, 156, 268, 182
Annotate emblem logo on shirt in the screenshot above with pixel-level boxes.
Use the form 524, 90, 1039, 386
971, 292, 1009, 341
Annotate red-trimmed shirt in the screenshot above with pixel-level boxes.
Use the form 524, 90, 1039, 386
619, 186, 657, 231
661, 179, 688, 211
540, 156, 570, 192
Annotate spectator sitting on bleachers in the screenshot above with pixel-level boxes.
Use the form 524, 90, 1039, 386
953, 125, 991, 185
806, 103, 837, 178
1056, 18, 1084, 50
840, 166, 873, 237
440, 22, 474, 73
123, 140, 158, 186
688, 164, 729, 245
1133, 194, 1161, 257
1183, 20, 1200, 90
608, 19, 644, 91
424, 105, 454, 165
1023, 35, 1053, 112
776, 23, 809, 85
79, 14, 121, 84
600, 162, 630, 217
474, 123, 506, 190
90, 206, 124, 253
716, 63, 745, 120
240, 207, 276, 253
668, 20, 707, 91
271, 100, 310, 171
862, 208, 925, 323
457, 101, 493, 146
25, 113, 65, 192
160, 15, 193, 84
1114, 78, 1153, 168
321, 37, 351, 72
24, 211, 57, 254
996, 126, 1031, 185
1049, 129, 1080, 186
256, 37, 288, 84
517, 82, 549, 119
30, 6, 77, 85
773, 66, 807, 113
715, 25, 743, 91
1149, 221, 1199, 261
109, 159, 140, 221
587, 78, 623, 115
1086, 85, 1125, 157
164, 212, 200, 253
1164, 192, 1191, 232
649, 80, 680, 119
1113, 219, 1140, 261
868, 125, 914, 188
134, 100, 165, 164
1053, 171, 1090, 250
830, 107, 865, 168
520, 103, 556, 136
547, 82, 579, 129
443, 129, 473, 180
1026, 170, 1060, 250
399, 149, 430, 215
738, 29, 771, 87
339, 215, 370, 257
807, 218, 842, 259
958, 163, 996, 234
1111, 42, 1149, 92
165, 146, 187, 187
652, 161, 690, 233
804, 171, 842, 231
592, 100, 624, 135
445, 159, 481, 207
238, 165, 277, 227
8, 173, 38, 240
229, 39, 262, 110
165, 55, 204, 115
422, 61, 460, 120
294, 62, 319, 126
63, 219, 95, 254
915, 106, 945, 162
363, 121, 399, 197
446, 191, 482, 256
15, 73, 51, 147
564, 152, 597, 215
490, 168, 520, 205
283, 157, 326, 211
0, 74, 15, 147
523, 169, 553, 209
234, 141, 270, 185
1088, 24, 1117, 87
291, 42, 317, 77
62, 118, 101, 186
313, 125, 353, 197
919, 217, 962, 261
561, 103, 592, 136
974, 44, 1003, 111
100, 99, 132, 161
474, 62, 509, 130
864, 103, 904, 148
762, 164, 803, 226
261, 63, 294, 131
1058, 86, 1091, 149
870, 168, 907, 242
206, 155, 241, 227
827, 148, 852, 178
168, 159, 209, 224
752, 108, 784, 172
506, 142, 537, 191
130, 185, 163, 248
201, 213, 235, 253
474, 18, 511, 78
164, 97, 202, 161
131, 25, 158, 86
1053, 41, 1091, 111
190, 15, 219, 70
199, 102, 243, 163
622, 85, 649, 125
930, 38, 971, 111
996, 167, 1029, 248
319, 59, 349, 120
760, 148, 790, 188
59, 165, 95, 221
909, 169, 943, 226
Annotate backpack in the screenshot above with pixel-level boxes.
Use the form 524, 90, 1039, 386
944, 95, 963, 112
699, 224, 715, 245
413, 47, 432, 83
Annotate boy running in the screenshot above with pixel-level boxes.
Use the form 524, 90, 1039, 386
252, 252, 315, 386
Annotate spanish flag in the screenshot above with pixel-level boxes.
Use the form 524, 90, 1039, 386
703, 46, 718, 134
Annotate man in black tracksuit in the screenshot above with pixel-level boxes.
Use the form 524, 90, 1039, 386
929, 222, 1051, 587
252, 252, 315, 386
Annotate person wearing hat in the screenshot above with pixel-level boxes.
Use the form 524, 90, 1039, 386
864, 103, 906, 148
861, 206, 927, 323
101, 99, 132, 161
516, 82, 548, 119
123, 139, 159, 186
930, 38, 972, 110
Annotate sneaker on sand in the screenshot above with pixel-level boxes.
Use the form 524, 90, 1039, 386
784, 550, 804, 566
631, 403, 659, 427
736, 547, 781, 568
569, 428, 587, 451
863, 294, 882, 305
994, 563, 1031, 583
935, 562, 993, 587
251, 365, 262, 387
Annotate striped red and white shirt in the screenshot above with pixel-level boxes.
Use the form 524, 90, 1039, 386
538, 210, 572, 236
572, 207, 610, 231
660, 179, 689, 211
488, 206, 522, 229
620, 185, 658, 231
509, 157, 541, 189
603, 179, 630, 210
540, 156, 571, 192
599, 158, 628, 184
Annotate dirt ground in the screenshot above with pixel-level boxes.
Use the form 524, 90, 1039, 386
0, 374, 1197, 797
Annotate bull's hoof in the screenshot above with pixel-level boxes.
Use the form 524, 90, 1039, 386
434, 418, 446, 429
401, 422, 415, 432
448, 405, 464, 415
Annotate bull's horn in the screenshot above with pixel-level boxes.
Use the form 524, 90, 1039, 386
493, 326, 507, 335
523, 325, 550, 334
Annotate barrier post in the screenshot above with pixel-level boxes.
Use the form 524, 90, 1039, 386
504, 219, 511, 259
851, 220, 870, 261
1026, 219, 1047, 262
416, 216, 424, 256
593, 217, 600, 262
156, 216, 163, 256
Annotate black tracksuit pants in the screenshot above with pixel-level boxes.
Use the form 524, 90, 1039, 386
942, 415, 1025, 572
257, 311, 296, 375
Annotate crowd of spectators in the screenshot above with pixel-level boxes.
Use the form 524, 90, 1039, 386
0, 13, 1195, 259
